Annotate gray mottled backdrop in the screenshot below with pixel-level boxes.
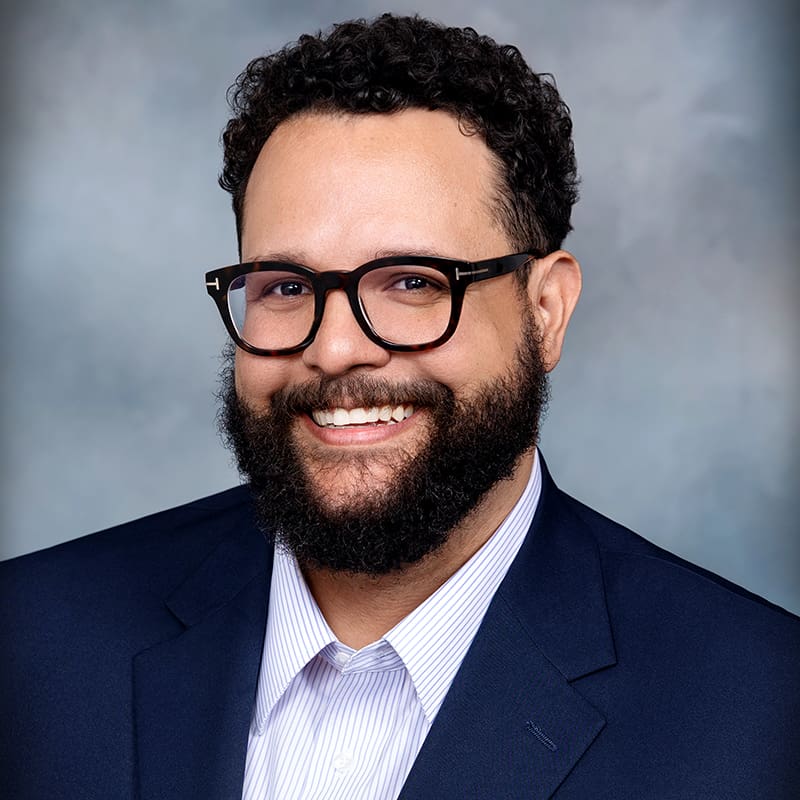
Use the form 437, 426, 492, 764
3, 0, 798, 613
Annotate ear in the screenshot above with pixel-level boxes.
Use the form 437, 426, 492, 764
525, 250, 582, 371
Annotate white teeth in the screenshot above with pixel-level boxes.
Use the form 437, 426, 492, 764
311, 404, 415, 428
349, 407, 367, 424
310, 410, 331, 426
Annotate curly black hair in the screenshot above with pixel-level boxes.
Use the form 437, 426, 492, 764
220, 13, 578, 261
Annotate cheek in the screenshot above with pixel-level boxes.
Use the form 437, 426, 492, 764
445, 295, 525, 380
416, 313, 522, 395
234, 351, 295, 409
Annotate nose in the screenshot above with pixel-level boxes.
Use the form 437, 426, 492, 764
301, 289, 391, 375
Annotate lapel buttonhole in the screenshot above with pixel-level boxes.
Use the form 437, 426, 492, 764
525, 720, 558, 752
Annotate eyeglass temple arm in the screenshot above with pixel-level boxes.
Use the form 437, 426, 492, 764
454, 253, 535, 284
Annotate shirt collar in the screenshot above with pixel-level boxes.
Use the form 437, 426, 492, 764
251, 451, 541, 733
251, 547, 336, 734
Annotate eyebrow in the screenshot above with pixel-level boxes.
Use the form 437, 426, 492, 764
373, 246, 453, 260
245, 251, 308, 265
244, 246, 457, 266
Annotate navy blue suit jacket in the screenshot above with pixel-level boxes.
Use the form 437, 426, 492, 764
2, 461, 799, 799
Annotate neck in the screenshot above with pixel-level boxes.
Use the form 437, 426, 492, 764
303, 450, 535, 649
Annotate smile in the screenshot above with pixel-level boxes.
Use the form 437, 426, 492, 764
311, 404, 415, 428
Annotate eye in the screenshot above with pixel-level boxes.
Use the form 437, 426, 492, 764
241, 272, 314, 304
386, 272, 448, 293
395, 275, 433, 291
360, 266, 450, 304
267, 280, 311, 297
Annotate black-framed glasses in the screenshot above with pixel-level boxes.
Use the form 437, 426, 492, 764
205, 252, 536, 356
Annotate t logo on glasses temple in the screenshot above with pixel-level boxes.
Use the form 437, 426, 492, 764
454, 266, 491, 281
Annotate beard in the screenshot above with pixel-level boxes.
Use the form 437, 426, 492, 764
219, 312, 549, 576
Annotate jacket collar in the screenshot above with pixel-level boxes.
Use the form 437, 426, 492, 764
499, 456, 616, 681
398, 457, 616, 799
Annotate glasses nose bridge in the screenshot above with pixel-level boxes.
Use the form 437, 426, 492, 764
315, 268, 359, 294
313, 268, 369, 332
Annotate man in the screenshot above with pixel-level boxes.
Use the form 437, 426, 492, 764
2, 13, 798, 799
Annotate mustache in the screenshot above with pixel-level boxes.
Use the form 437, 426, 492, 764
268, 374, 453, 416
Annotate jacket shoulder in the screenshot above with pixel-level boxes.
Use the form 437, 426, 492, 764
561, 487, 799, 624
557, 488, 800, 713
3, 485, 252, 572
0, 485, 257, 629
550, 488, 799, 796
0, 486, 263, 799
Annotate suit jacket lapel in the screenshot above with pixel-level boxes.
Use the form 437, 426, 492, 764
399, 458, 616, 799
133, 524, 272, 800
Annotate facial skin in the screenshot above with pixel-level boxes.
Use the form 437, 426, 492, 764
232, 109, 581, 636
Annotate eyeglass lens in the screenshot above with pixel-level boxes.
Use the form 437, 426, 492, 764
228, 264, 454, 350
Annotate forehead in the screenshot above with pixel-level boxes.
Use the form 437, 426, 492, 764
240, 109, 510, 265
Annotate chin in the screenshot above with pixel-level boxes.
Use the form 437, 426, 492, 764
302, 457, 405, 512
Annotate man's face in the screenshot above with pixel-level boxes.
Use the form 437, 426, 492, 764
228, 109, 555, 573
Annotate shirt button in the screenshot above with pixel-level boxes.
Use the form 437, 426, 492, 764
332, 752, 353, 772
333, 651, 350, 668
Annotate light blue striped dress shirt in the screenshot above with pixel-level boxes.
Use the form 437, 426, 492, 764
242, 452, 542, 799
